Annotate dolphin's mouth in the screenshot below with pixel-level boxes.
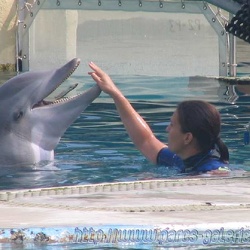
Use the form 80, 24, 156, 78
32, 59, 80, 109
33, 83, 79, 108
33, 100, 52, 108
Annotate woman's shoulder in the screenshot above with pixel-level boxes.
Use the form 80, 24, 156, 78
157, 147, 184, 171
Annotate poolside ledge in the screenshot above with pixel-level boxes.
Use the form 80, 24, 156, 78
0, 175, 249, 248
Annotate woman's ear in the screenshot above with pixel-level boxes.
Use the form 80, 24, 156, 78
184, 132, 193, 145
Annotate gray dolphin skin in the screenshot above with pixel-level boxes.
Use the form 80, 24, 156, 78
0, 58, 101, 166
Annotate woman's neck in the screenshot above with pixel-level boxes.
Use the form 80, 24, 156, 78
183, 150, 212, 172
178, 146, 202, 160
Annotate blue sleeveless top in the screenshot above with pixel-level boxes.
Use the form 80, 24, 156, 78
156, 147, 229, 173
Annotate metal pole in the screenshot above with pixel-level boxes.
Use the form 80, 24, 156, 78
16, 0, 25, 72
229, 13, 237, 77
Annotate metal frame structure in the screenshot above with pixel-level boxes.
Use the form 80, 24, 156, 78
16, 0, 242, 76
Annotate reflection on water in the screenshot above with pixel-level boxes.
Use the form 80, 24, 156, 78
0, 68, 250, 190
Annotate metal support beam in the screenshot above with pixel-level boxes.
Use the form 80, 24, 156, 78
204, 0, 242, 14
228, 13, 237, 77
16, 0, 25, 72
22, 0, 46, 37
18, 0, 233, 76
19, 0, 46, 71
199, 4, 229, 76
41, 0, 207, 12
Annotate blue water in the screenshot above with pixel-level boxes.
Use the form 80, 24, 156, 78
0, 70, 250, 190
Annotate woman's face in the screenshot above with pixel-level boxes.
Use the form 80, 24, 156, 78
166, 111, 188, 155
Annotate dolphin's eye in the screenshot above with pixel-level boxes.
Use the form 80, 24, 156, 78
14, 111, 24, 121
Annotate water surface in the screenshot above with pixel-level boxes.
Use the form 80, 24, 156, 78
0, 70, 250, 190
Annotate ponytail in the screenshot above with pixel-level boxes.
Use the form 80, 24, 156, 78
215, 137, 229, 163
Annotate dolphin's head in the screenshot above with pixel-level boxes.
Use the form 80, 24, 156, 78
0, 58, 101, 166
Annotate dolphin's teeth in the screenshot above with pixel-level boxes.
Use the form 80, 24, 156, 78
53, 97, 70, 104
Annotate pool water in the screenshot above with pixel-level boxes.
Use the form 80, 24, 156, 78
0, 70, 250, 190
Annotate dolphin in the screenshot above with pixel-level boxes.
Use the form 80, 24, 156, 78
0, 58, 101, 166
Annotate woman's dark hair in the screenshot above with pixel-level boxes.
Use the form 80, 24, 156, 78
177, 100, 229, 162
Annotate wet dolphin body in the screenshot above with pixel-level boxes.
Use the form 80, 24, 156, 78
0, 58, 101, 166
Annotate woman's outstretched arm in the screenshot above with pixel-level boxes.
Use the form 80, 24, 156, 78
88, 62, 166, 164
